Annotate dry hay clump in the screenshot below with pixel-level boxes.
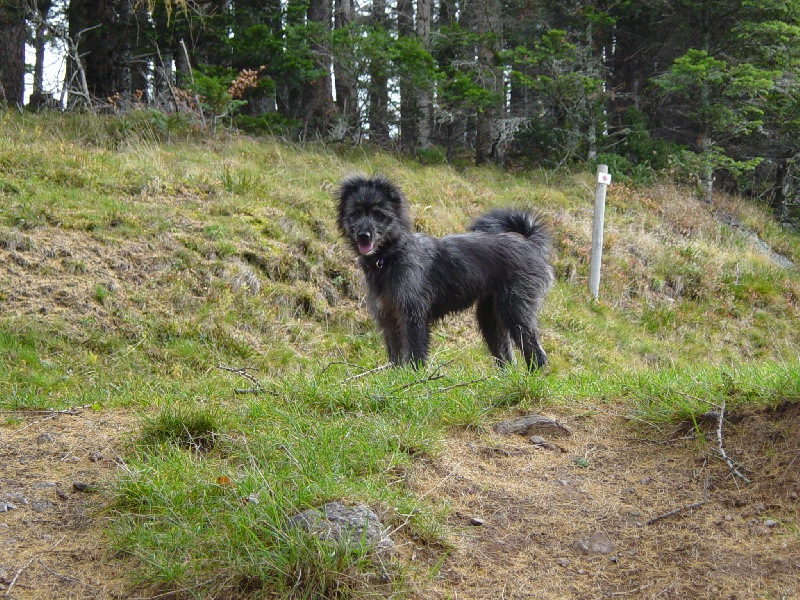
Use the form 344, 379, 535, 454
408, 403, 800, 600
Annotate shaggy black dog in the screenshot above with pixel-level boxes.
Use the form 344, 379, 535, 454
337, 174, 553, 369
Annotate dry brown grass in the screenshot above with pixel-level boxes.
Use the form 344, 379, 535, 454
408, 404, 800, 599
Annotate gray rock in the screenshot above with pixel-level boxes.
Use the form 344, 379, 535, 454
31, 501, 53, 513
287, 502, 393, 552
2, 493, 27, 505
35, 432, 55, 444
573, 531, 615, 556
529, 435, 565, 452
32, 482, 57, 490
493, 414, 571, 438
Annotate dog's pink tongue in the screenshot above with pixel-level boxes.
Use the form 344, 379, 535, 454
358, 241, 373, 254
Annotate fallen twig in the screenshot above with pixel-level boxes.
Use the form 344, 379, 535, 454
341, 363, 391, 382
622, 434, 698, 447
38, 559, 96, 588
5, 536, 65, 597
217, 364, 276, 396
608, 582, 655, 596
6, 404, 94, 439
645, 500, 707, 525
437, 375, 492, 393
714, 399, 751, 484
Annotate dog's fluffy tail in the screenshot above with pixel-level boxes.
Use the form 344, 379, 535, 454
468, 208, 550, 248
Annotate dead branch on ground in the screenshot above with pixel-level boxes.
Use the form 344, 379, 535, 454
713, 399, 752, 484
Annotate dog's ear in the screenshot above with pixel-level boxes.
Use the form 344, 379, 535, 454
337, 173, 370, 203
370, 174, 413, 228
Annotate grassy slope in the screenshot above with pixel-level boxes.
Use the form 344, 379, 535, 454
1, 111, 800, 596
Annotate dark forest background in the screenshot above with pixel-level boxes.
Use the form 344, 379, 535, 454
1, 0, 798, 219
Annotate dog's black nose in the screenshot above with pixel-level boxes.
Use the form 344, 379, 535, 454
357, 231, 372, 242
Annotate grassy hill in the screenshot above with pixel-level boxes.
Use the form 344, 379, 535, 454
1, 111, 799, 598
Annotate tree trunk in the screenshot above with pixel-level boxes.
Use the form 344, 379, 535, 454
467, 0, 501, 165
334, 0, 359, 138
398, 0, 417, 152
368, 0, 390, 145
29, 0, 54, 109
416, 0, 432, 150
306, 0, 333, 137
772, 160, 792, 223
67, 0, 124, 101
0, 0, 25, 106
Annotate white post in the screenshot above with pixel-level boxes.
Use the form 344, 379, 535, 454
589, 165, 610, 300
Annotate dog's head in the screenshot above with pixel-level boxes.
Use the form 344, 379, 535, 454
336, 174, 413, 256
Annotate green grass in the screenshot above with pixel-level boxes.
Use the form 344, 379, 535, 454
1, 111, 799, 597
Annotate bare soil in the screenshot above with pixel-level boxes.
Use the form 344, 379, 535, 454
2, 401, 799, 599
409, 404, 800, 599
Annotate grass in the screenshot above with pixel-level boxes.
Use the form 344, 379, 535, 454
1, 110, 799, 597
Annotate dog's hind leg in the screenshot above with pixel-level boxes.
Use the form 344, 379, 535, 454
514, 324, 547, 370
476, 298, 514, 366
496, 295, 547, 370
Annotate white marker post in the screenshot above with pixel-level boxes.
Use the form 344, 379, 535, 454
589, 165, 610, 300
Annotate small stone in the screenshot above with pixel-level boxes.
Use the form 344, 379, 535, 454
640, 477, 652, 485
33, 482, 56, 490
72, 482, 95, 492
31, 501, 52, 513
555, 558, 570, 567
287, 502, 393, 552
574, 531, 615, 555
56, 488, 69, 501
2, 493, 27, 505
493, 414, 571, 438
35, 432, 55, 444
529, 435, 547, 445
754, 503, 766, 513
88, 452, 103, 462
764, 520, 778, 528
573, 539, 591, 554
725, 514, 733, 521
589, 531, 615, 555
469, 517, 484, 526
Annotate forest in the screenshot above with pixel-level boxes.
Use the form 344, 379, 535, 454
1, 0, 799, 220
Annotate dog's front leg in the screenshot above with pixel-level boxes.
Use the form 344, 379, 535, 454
381, 325, 407, 365
404, 314, 430, 367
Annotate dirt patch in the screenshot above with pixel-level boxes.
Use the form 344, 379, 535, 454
2, 403, 799, 599
0, 225, 179, 331
0, 408, 137, 599
409, 405, 800, 599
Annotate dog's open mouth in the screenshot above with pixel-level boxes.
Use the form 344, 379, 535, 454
357, 241, 374, 254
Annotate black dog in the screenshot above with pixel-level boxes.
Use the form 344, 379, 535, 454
336, 174, 553, 369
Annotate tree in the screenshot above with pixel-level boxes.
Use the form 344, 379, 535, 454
0, 0, 25, 106
333, 0, 359, 138
656, 49, 778, 200
368, 0, 390, 145
28, 0, 53, 109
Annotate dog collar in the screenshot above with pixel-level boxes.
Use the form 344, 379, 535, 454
375, 258, 384, 269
